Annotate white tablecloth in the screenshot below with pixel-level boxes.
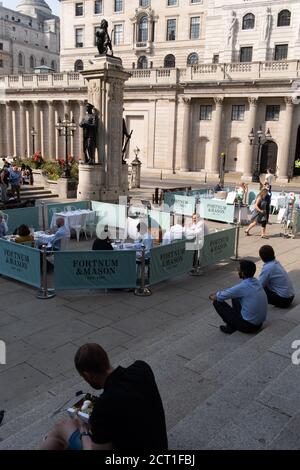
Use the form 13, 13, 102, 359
34, 231, 55, 247
51, 210, 96, 232
271, 195, 288, 211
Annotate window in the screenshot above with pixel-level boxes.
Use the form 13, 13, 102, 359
114, 24, 123, 45
187, 52, 198, 65
94, 26, 101, 45
231, 105, 245, 121
0, 43, 3, 51
137, 56, 148, 69
213, 54, 219, 64
242, 13, 255, 30
74, 59, 84, 71
200, 105, 212, 121
75, 28, 84, 47
266, 105, 280, 121
240, 46, 253, 62
75, 2, 83, 16
0, 59, 3, 68
277, 10, 291, 27
191, 0, 201, 3
190, 16, 200, 39
114, 0, 123, 12
41, 58, 46, 66
18, 52, 24, 67
140, 0, 149, 5
167, 0, 177, 5
164, 54, 175, 68
94, 0, 102, 14
138, 16, 148, 42
51, 60, 57, 71
166, 19, 176, 41
274, 44, 288, 60
30, 55, 35, 69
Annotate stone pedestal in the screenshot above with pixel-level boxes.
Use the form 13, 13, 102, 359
77, 56, 131, 202
57, 178, 77, 199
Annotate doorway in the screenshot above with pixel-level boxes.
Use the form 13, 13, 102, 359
260, 141, 278, 174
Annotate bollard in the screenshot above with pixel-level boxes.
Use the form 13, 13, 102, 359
41, 202, 46, 232
37, 245, 56, 299
160, 170, 163, 181
230, 223, 242, 261
135, 245, 152, 297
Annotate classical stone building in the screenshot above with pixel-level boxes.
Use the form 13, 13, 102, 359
0, 0, 60, 74
1, 0, 300, 182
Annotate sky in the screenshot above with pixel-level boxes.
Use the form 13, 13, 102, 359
2, 0, 59, 16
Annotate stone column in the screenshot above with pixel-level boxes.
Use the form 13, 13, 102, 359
48, 100, 56, 160
180, 97, 191, 171
19, 101, 27, 158
277, 97, 294, 182
33, 101, 41, 152
6, 101, 13, 156
210, 97, 224, 174
243, 97, 258, 181
64, 100, 70, 118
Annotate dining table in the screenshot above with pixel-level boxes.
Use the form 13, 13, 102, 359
50, 209, 96, 232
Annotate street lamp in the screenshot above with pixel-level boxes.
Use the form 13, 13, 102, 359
31, 127, 37, 154
56, 114, 77, 178
248, 126, 272, 183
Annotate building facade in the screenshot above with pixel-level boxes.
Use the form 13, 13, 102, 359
0, 0, 60, 75
0, 0, 300, 182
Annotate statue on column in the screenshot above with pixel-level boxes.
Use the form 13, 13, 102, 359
226, 11, 237, 47
262, 7, 272, 42
79, 103, 98, 165
96, 19, 113, 56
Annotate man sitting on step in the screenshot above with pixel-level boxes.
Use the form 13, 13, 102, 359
40, 343, 168, 451
259, 245, 295, 308
209, 259, 268, 334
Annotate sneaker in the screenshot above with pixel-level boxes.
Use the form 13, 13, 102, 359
220, 325, 235, 334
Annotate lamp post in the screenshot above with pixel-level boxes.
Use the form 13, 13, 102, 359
248, 126, 272, 183
56, 114, 77, 178
31, 127, 37, 154
131, 146, 142, 189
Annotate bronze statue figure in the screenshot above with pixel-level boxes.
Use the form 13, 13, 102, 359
79, 103, 98, 164
96, 19, 113, 56
122, 113, 133, 164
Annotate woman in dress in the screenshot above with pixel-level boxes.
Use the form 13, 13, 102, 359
245, 189, 269, 238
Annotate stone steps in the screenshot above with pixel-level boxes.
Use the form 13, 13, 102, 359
19, 185, 59, 201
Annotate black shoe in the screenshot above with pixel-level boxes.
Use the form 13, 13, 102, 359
220, 325, 235, 334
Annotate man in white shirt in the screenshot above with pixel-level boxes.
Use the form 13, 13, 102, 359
185, 213, 209, 240
259, 245, 294, 308
265, 169, 274, 189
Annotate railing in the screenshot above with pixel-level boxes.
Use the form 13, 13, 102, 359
0, 60, 299, 91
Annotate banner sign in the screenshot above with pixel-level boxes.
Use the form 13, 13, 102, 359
91, 201, 127, 230
47, 201, 89, 228
163, 191, 186, 212
173, 195, 196, 216
0, 239, 41, 287
150, 240, 194, 285
199, 199, 235, 223
54, 250, 137, 290
3, 207, 39, 235
200, 228, 236, 267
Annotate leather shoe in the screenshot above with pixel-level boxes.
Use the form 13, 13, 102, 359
220, 325, 235, 334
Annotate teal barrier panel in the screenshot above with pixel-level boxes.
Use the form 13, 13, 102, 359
199, 199, 235, 223
173, 195, 196, 216
0, 239, 41, 288
163, 191, 186, 211
148, 210, 170, 232
200, 228, 236, 267
248, 190, 259, 205
2, 207, 40, 235
54, 250, 137, 290
47, 201, 90, 228
91, 201, 127, 229
149, 240, 194, 285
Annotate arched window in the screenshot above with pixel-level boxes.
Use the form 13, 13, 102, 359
138, 16, 148, 42
40, 57, 46, 66
187, 52, 199, 66
242, 13, 255, 30
164, 54, 175, 68
18, 52, 24, 67
74, 59, 84, 71
278, 10, 291, 27
30, 55, 36, 69
51, 60, 57, 71
137, 56, 148, 69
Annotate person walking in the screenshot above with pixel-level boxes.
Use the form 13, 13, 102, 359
245, 188, 268, 238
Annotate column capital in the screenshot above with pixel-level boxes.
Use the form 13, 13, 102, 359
180, 96, 191, 105
47, 100, 55, 106
214, 96, 224, 106
284, 96, 294, 106
248, 97, 258, 106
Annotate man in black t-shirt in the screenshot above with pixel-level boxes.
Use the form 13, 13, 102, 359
41, 343, 168, 451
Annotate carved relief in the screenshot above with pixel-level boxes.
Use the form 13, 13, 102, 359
214, 96, 224, 105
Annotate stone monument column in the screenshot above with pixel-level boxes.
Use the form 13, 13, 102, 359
243, 97, 258, 181
33, 101, 41, 152
180, 97, 191, 172
19, 101, 27, 158
210, 97, 224, 175
6, 101, 13, 156
77, 56, 131, 202
48, 101, 56, 159
277, 97, 294, 182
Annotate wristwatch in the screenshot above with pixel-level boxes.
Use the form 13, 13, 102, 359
80, 431, 92, 440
